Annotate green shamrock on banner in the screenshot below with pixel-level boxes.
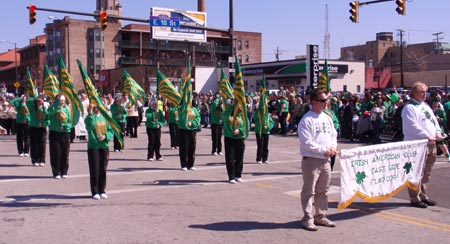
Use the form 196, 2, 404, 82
403, 162, 412, 174
356, 171, 366, 185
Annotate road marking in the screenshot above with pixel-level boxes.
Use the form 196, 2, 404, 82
0, 174, 300, 204
283, 188, 450, 233
255, 183, 273, 189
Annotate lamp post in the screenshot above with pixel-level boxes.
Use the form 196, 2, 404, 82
0, 40, 19, 86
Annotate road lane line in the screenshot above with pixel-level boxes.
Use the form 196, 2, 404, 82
0, 174, 300, 204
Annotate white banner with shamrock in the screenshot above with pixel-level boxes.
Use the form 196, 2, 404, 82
338, 139, 428, 209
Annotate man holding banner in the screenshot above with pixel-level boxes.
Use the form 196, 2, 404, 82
401, 82, 442, 208
298, 89, 337, 231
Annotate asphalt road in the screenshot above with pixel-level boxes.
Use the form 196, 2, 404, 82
1, 125, 449, 244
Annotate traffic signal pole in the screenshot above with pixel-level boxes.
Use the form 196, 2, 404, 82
27, 6, 229, 33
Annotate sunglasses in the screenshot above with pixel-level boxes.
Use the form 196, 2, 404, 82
315, 99, 328, 103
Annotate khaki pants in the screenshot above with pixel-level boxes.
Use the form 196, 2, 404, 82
408, 143, 436, 203
301, 157, 331, 221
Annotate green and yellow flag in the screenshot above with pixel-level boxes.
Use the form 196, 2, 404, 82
219, 69, 234, 100
180, 58, 192, 113
257, 74, 268, 135
24, 67, 37, 97
43, 64, 60, 100
233, 57, 249, 138
57, 55, 83, 126
122, 70, 145, 107
318, 59, 330, 92
77, 59, 124, 149
157, 69, 181, 107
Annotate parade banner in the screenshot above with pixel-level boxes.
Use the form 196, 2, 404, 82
338, 139, 428, 209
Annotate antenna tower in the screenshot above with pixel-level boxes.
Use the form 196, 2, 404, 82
323, 4, 330, 59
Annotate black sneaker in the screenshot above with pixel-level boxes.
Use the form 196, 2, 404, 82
410, 201, 428, 208
421, 199, 436, 206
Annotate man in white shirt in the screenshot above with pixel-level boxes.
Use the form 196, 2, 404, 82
298, 89, 337, 231
401, 82, 442, 208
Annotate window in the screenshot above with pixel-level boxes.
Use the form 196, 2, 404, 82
238, 55, 242, 64
237, 40, 242, 50
245, 41, 249, 48
202, 54, 206, 59
95, 48, 101, 58
245, 55, 249, 63
95, 31, 101, 42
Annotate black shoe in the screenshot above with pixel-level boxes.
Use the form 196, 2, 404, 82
410, 201, 428, 208
422, 199, 436, 206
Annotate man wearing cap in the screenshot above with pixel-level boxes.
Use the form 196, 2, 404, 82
145, 99, 165, 161
26, 95, 49, 166
47, 94, 72, 179
9, 95, 30, 157
402, 82, 441, 208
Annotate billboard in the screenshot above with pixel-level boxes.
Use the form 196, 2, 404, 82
151, 7, 207, 43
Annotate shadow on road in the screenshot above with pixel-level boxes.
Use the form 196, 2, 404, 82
189, 220, 302, 231
140, 179, 225, 186
0, 175, 51, 180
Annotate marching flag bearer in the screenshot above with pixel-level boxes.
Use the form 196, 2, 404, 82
47, 94, 72, 179
9, 95, 30, 157
27, 95, 50, 167
145, 99, 165, 161
222, 98, 249, 183
85, 104, 113, 200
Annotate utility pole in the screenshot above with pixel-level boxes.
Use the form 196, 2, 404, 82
273, 46, 287, 61
432, 32, 443, 51
397, 29, 405, 87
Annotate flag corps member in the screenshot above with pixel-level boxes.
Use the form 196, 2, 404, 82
85, 104, 114, 200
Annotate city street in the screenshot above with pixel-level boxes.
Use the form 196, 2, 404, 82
1, 125, 450, 244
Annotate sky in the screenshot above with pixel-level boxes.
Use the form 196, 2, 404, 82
1, 0, 449, 62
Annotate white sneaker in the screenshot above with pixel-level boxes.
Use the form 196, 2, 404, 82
114, 149, 119, 152
61, 175, 68, 179
182, 167, 188, 171
257, 161, 263, 164
171, 147, 176, 150
100, 193, 108, 199
218, 152, 223, 156
263, 161, 270, 164
213, 152, 218, 156
229, 179, 237, 184
147, 158, 154, 161
33, 163, 39, 167
24, 153, 29, 157
54, 175, 61, 180
19, 153, 24, 157
92, 194, 101, 200
189, 167, 196, 170
235, 178, 243, 182
157, 157, 163, 161
39, 163, 45, 167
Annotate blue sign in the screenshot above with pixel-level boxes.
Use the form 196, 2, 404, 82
149, 16, 180, 27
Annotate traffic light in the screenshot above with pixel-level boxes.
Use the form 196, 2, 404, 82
395, 0, 406, 15
100, 11, 107, 30
29, 5, 36, 25
349, 1, 359, 23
